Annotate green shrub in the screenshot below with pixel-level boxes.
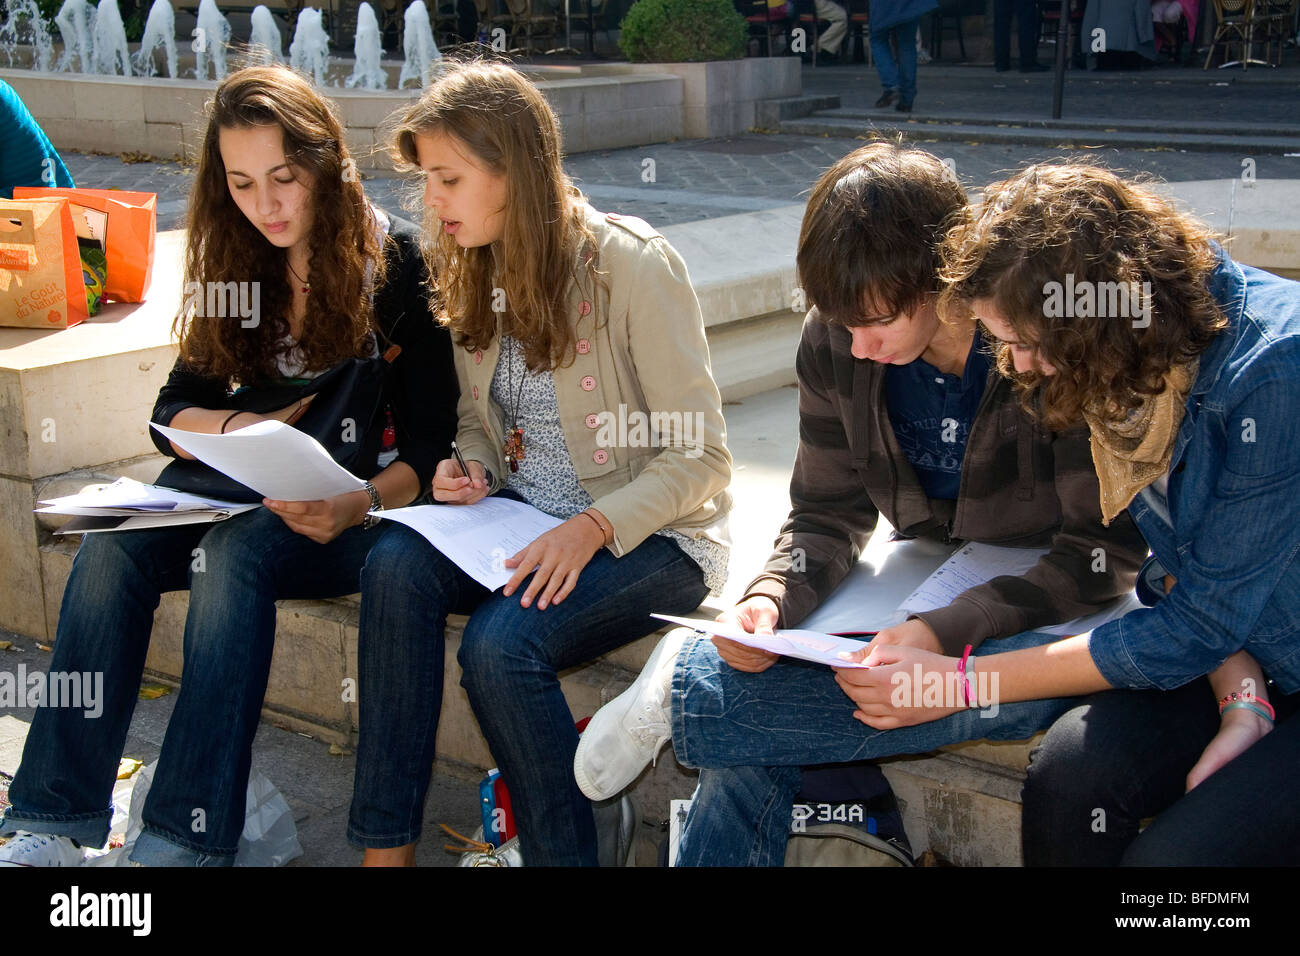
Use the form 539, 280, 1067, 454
619, 0, 747, 63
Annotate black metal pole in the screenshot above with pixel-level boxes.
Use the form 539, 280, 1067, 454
1051, 0, 1071, 119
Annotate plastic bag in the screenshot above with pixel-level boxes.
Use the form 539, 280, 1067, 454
83, 761, 302, 866
235, 770, 303, 867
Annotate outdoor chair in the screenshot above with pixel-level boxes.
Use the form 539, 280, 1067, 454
433, 0, 462, 45
1036, 0, 1086, 66
1256, 0, 1298, 64
472, 0, 513, 45
793, 0, 823, 65
1204, 0, 1260, 67
734, 0, 793, 56
846, 0, 872, 63
929, 0, 982, 59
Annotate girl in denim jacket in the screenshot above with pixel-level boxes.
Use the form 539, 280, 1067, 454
847, 163, 1300, 865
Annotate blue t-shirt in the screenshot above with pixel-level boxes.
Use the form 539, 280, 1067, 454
884, 340, 992, 501
1, 80, 75, 200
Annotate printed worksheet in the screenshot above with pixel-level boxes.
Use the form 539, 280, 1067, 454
897, 541, 1144, 637
799, 531, 959, 633
152, 420, 366, 501
898, 542, 1049, 615
377, 498, 566, 590
651, 614, 872, 668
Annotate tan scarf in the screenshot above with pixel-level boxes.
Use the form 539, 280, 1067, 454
1082, 360, 1199, 526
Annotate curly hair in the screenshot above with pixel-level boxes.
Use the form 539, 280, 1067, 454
797, 141, 969, 327
175, 65, 385, 385
938, 162, 1227, 431
388, 59, 601, 372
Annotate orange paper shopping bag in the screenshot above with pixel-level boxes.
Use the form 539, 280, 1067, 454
13, 187, 157, 303
0, 198, 90, 329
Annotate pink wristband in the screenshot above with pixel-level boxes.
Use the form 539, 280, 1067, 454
956, 644, 975, 708
1219, 692, 1274, 721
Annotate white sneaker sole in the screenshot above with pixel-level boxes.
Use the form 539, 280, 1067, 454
573, 684, 669, 801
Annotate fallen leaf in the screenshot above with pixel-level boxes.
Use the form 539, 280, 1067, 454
138, 684, 172, 700
117, 757, 143, 779
0, 641, 10, 651
328, 743, 354, 757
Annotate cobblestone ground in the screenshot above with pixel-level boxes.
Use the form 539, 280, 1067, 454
62, 132, 1300, 233
55, 60, 1300, 230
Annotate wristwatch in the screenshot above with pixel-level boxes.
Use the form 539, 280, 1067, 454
361, 480, 383, 529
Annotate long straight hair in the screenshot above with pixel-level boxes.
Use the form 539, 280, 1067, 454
390, 60, 599, 371
177, 65, 385, 384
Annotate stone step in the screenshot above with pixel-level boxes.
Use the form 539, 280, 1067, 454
779, 114, 1300, 154
881, 750, 1031, 866
809, 107, 1300, 139
755, 93, 842, 128
38, 536, 681, 761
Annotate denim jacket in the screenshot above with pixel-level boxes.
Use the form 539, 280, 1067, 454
1089, 253, 1300, 694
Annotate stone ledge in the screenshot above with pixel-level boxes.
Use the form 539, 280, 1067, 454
1, 59, 799, 158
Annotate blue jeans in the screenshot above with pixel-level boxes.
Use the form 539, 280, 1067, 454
347, 523, 710, 865
671, 628, 1077, 866
1, 508, 383, 865
870, 19, 919, 105
1022, 681, 1300, 865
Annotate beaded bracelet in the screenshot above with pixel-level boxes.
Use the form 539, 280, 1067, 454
1218, 692, 1275, 721
1220, 700, 1275, 724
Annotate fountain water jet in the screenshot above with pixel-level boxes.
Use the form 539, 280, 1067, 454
90, 0, 131, 75
398, 0, 440, 90
345, 2, 386, 89
289, 7, 330, 86
54, 0, 96, 73
0, 0, 56, 72
193, 0, 231, 80
134, 0, 177, 78
247, 5, 283, 64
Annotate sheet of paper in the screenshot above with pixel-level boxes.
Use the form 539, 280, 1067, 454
651, 614, 872, 668
37, 476, 249, 513
152, 420, 366, 501
897, 541, 1049, 616
1033, 591, 1146, 637
795, 529, 1145, 640
55, 505, 258, 534
378, 498, 566, 591
798, 528, 959, 634
897, 541, 1145, 637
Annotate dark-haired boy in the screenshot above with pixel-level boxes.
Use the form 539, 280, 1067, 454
574, 143, 1148, 865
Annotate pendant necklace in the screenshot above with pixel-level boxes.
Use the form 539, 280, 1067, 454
503, 337, 527, 472
287, 259, 311, 295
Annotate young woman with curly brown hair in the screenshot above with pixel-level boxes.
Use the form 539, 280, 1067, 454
838, 162, 1300, 865
0, 65, 458, 866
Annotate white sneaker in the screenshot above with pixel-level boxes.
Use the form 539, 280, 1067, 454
574, 629, 690, 801
0, 831, 84, 867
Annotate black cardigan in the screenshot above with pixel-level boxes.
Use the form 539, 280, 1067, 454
150, 215, 458, 491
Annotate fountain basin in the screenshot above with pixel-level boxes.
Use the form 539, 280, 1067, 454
1, 55, 798, 160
